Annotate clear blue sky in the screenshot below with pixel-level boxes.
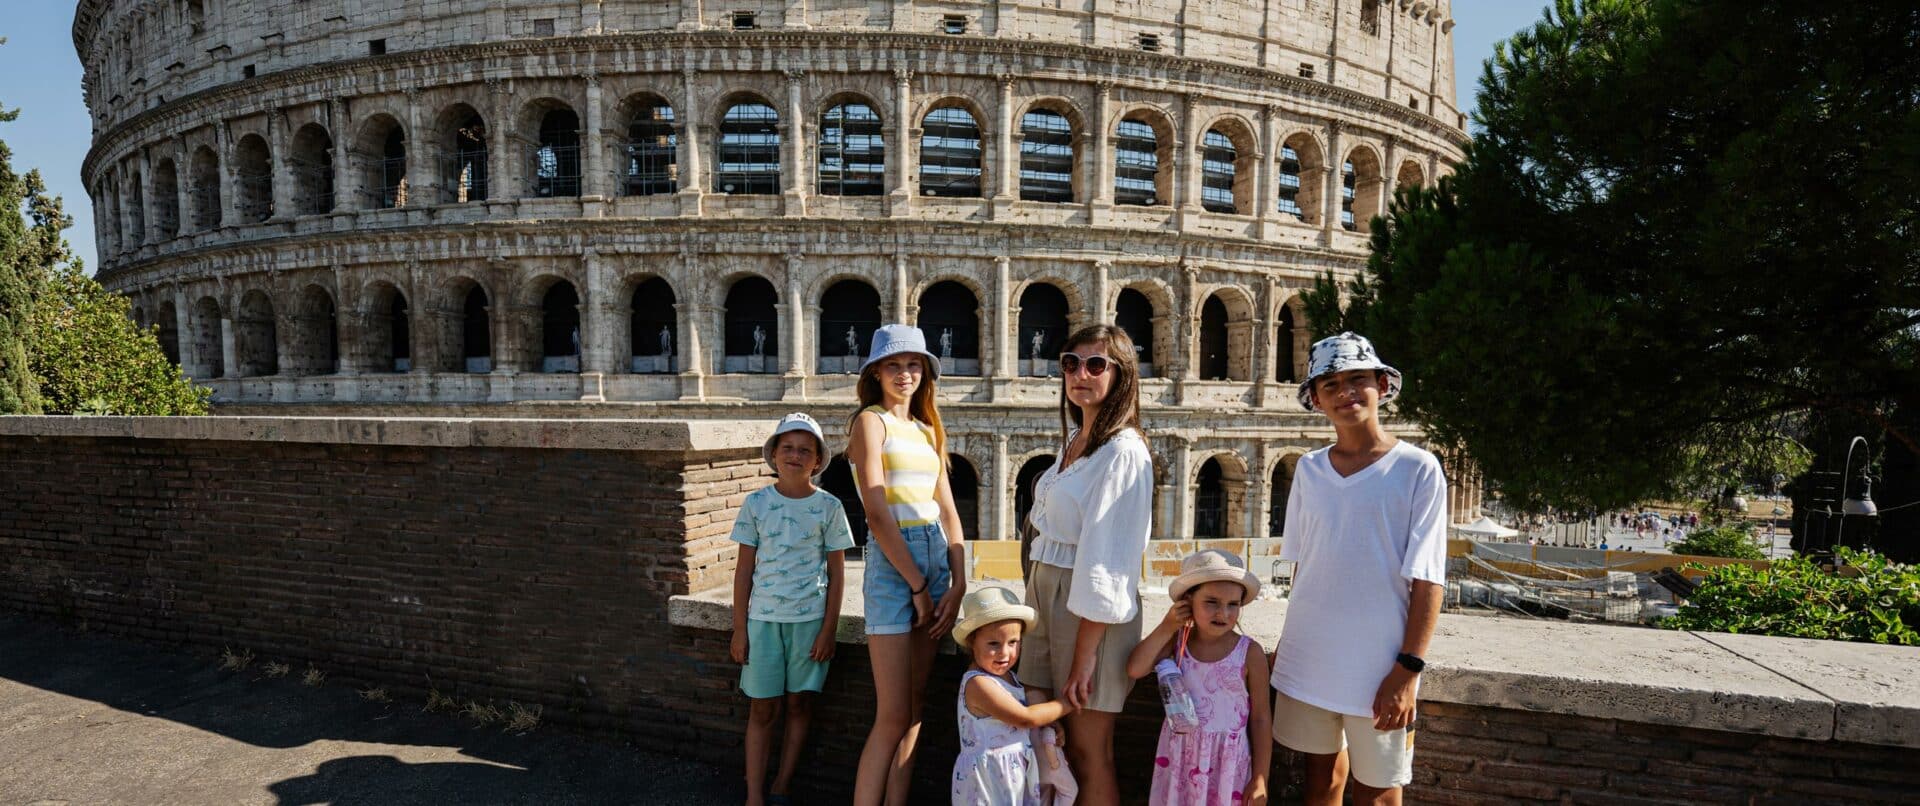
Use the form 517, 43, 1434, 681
1, 1, 1546, 276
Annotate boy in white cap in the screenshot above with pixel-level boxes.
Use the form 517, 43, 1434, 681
1271, 333, 1447, 806
729, 413, 857, 806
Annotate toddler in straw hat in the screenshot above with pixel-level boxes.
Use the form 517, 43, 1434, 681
950, 586, 1077, 806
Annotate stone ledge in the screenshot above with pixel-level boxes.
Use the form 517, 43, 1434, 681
0, 415, 771, 454
670, 578, 1920, 748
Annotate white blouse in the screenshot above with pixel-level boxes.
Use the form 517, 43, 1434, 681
1028, 427, 1154, 624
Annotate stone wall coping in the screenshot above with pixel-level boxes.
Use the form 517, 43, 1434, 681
0, 415, 773, 454
670, 572, 1920, 749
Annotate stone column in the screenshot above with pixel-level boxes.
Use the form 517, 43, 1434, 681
675, 301, 708, 400
1177, 93, 1199, 226
994, 74, 1016, 212
1256, 105, 1277, 238
1172, 437, 1193, 539
890, 67, 913, 216
172, 287, 196, 376
404, 88, 430, 206
1321, 120, 1344, 242
782, 70, 807, 215
136, 151, 155, 245
221, 310, 239, 380
1381, 135, 1399, 215
174, 144, 194, 235
992, 256, 1013, 380
784, 254, 806, 376
581, 250, 618, 374
268, 109, 294, 220
1088, 82, 1113, 221
1174, 263, 1198, 383
893, 253, 911, 322
328, 98, 353, 213
1091, 259, 1112, 322
678, 66, 706, 215
1254, 275, 1278, 406
218, 122, 241, 227
583, 74, 609, 202
992, 433, 1012, 541
487, 79, 515, 205
1253, 441, 1273, 538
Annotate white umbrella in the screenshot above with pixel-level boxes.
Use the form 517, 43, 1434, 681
1452, 516, 1519, 538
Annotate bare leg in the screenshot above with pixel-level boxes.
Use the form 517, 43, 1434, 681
852, 634, 916, 806
1063, 709, 1118, 804
744, 697, 783, 806
882, 630, 938, 806
1301, 750, 1349, 806
1349, 780, 1402, 806
771, 693, 813, 797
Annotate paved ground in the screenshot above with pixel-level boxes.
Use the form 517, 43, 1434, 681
0, 616, 738, 805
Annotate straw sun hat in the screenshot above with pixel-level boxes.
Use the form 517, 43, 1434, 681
1167, 549, 1261, 602
952, 586, 1037, 645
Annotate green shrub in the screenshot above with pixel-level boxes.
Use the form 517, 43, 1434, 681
1662, 549, 1920, 645
1668, 523, 1766, 560
26, 265, 207, 415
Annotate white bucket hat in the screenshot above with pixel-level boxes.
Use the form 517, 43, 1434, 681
952, 585, 1037, 646
763, 412, 827, 476
860, 323, 941, 381
1296, 331, 1403, 412
1168, 549, 1261, 602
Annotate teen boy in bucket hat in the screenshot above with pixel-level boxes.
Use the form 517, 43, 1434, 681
1272, 332, 1447, 806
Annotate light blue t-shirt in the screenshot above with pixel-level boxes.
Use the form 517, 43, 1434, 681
730, 486, 856, 623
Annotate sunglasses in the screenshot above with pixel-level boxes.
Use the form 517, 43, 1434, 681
1058, 352, 1112, 377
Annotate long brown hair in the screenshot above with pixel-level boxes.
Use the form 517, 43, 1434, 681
1059, 324, 1144, 459
851, 353, 948, 463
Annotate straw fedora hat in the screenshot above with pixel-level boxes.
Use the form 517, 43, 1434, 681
952, 585, 1037, 646
1168, 549, 1261, 602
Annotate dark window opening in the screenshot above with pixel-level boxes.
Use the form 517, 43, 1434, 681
717, 102, 781, 195
1113, 118, 1159, 206
1019, 110, 1074, 203
624, 101, 678, 196
1200, 129, 1238, 214
368, 38, 386, 56
818, 102, 885, 197
920, 107, 982, 197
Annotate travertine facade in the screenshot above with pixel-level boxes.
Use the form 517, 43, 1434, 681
76, 0, 1477, 540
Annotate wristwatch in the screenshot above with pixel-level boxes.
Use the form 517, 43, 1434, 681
1395, 652, 1426, 674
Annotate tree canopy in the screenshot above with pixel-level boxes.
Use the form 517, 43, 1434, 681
1307, 0, 1919, 521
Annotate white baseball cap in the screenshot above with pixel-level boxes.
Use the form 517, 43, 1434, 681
763, 413, 827, 476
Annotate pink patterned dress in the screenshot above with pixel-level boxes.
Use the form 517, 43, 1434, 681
1150, 634, 1254, 805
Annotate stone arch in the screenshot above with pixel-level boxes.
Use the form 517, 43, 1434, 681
1018, 98, 1086, 203
818, 92, 886, 197
722, 273, 780, 372
1198, 115, 1258, 215
917, 279, 980, 374
1013, 452, 1057, 541
286, 283, 339, 376
1277, 130, 1325, 225
948, 452, 982, 541
715, 93, 782, 195
151, 158, 179, 238
1192, 450, 1251, 539
820, 453, 867, 545
1342, 143, 1384, 233
434, 102, 489, 203
440, 275, 495, 373
125, 168, 145, 245
1396, 159, 1426, 193
226, 133, 268, 221
189, 145, 221, 228
353, 113, 408, 209
1267, 450, 1305, 537
520, 99, 582, 198
818, 277, 883, 371
919, 97, 987, 198
517, 275, 581, 372
1015, 280, 1073, 374
234, 289, 278, 377
1276, 292, 1310, 384
361, 281, 411, 373
288, 123, 336, 215
1114, 280, 1173, 375
621, 273, 678, 374
155, 299, 180, 366
1112, 105, 1176, 207
190, 295, 224, 378
1196, 285, 1256, 382
618, 92, 678, 196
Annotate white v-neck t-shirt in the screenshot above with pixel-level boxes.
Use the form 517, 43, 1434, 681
1270, 440, 1449, 718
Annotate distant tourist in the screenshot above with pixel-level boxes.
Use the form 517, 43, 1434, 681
1022, 324, 1154, 803
846, 324, 968, 806
1271, 333, 1447, 805
728, 413, 854, 806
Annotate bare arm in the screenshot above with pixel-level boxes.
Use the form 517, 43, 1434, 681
966, 675, 1075, 729
848, 411, 933, 625
1401, 579, 1443, 658
1371, 579, 1443, 730
926, 458, 969, 636
1244, 638, 1273, 804
811, 550, 846, 661
729, 544, 757, 664
1125, 598, 1191, 680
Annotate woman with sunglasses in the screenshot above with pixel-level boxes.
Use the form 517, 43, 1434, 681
1019, 323, 1154, 804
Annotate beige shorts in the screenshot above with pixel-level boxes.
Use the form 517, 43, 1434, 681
1272, 689, 1415, 789
1018, 562, 1143, 713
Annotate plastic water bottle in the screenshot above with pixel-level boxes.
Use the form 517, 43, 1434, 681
1155, 658, 1201, 734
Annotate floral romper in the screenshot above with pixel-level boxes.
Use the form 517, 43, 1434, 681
1150, 634, 1255, 805
951, 669, 1043, 806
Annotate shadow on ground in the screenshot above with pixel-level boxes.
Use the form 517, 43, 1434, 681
0, 615, 737, 805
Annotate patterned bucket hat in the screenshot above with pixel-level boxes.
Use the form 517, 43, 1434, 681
1296, 332, 1403, 411
763, 412, 828, 476
860, 323, 941, 380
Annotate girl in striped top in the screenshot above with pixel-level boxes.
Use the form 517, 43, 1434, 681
848, 324, 969, 806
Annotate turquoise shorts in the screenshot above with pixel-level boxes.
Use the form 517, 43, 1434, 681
739, 618, 829, 699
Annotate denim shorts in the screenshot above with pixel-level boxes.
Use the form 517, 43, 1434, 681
863, 522, 953, 636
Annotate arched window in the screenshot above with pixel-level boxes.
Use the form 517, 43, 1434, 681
723, 276, 779, 372
358, 116, 407, 209
532, 108, 582, 198
630, 277, 677, 373
232, 133, 274, 221
624, 100, 678, 196
817, 279, 882, 373
917, 280, 979, 375
289, 285, 338, 376
1276, 134, 1324, 224
289, 124, 335, 215
156, 300, 180, 366
1269, 460, 1291, 537
818, 102, 885, 196
236, 290, 278, 377
1115, 287, 1156, 376
1396, 160, 1425, 193
126, 171, 145, 245
152, 159, 179, 238
820, 455, 868, 545
1017, 283, 1069, 376
1275, 304, 1296, 383
1199, 294, 1229, 380
717, 102, 781, 195
919, 106, 982, 197
1346, 148, 1385, 232
365, 284, 410, 373
1341, 159, 1358, 230
540, 281, 582, 372
949, 454, 981, 540
1200, 129, 1238, 214
191, 296, 224, 378
439, 105, 489, 203
190, 146, 222, 229
1113, 117, 1160, 206
1194, 457, 1226, 538
460, 284, 492, 373
1019, 109, 1074, 203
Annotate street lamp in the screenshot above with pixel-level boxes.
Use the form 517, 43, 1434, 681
1834, 436, 1878, 548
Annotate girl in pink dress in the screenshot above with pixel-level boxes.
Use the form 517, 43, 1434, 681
1126, 550, 1273, 805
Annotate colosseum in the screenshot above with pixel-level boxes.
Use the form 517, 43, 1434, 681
75, 0, 1479, 544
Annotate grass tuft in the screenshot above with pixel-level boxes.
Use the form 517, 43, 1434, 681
301, 665, 327, 687
424, 688, 458, 713
358, 686, 391, 703
263, 661, 290, 678
461, 700, 503, 726
505, 701, 542, 732
219, 646, 255, 671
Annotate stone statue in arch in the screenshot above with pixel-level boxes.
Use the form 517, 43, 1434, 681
940, 327, 953, 359
659, 325, 673, 357
570, 326, 581, 356
1030, 328, 1044, 361
752, 324, 766, 357
845, 325, 859, 358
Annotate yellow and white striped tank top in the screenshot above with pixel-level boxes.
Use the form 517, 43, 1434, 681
857, 405, 943, 528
